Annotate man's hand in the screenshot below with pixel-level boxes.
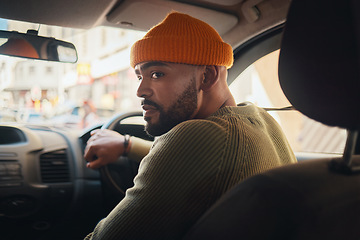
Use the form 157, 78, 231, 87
84, 129, 126, 169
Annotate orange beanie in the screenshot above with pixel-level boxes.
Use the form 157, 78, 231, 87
130, 12, 233, 69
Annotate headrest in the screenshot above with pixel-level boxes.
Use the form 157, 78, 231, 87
278, 0, 360, 130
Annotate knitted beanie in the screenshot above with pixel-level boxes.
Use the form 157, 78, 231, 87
130, 12, 233, 69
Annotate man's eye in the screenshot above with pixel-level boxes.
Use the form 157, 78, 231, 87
137, 75, 143, 81
151, 72, 164, 79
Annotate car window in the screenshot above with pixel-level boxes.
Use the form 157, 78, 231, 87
229, 50, 347, 154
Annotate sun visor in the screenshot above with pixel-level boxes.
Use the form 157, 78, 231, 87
106, 0, 238, 36
0, 0, 118, 29
278, 0, 360, 130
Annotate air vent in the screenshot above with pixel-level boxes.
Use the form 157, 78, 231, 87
40, 150, 70, 183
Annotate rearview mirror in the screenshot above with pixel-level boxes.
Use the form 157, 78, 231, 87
0, 29, 78, 63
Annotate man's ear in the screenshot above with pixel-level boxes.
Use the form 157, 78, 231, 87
200, 65, 220, 91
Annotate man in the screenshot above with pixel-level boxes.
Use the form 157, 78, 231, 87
84, 12, 296, 240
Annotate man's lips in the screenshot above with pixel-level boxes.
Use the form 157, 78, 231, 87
142, 104, 158, 117
141, 99, 161, 118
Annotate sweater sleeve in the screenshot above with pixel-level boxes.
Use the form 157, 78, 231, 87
84, 119, 227, 240
127, 136, 153, 163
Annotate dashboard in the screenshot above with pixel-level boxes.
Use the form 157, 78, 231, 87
0, 124, 102, 235
0, 114, 152, 239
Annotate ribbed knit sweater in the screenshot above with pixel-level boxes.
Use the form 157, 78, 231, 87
85, 103, 296, 240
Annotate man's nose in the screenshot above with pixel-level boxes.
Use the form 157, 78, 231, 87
137, 78, 152, 98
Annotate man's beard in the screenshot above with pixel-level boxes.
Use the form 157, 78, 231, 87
143, 77, 198, 136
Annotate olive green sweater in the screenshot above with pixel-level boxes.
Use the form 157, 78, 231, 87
85, 103, 296, 240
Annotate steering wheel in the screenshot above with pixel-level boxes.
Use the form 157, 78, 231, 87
98, 111, 153, 203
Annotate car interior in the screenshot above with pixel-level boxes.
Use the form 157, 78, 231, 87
0, 0, 359, 239
183, 1, 360, 239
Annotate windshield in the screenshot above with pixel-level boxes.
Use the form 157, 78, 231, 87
0, 19, 145, 130
0, 19, 347, 154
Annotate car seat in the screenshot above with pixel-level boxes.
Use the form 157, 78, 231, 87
182, 0, 360, 239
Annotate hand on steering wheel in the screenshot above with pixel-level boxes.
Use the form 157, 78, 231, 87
84, 129, 128, 169
83, 111, 146, 197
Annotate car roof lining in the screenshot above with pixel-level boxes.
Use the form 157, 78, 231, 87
105, 0, 238, 36
0, 0, 290, 49
0, 0, 238, 30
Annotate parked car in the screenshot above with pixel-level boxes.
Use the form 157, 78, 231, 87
0, 0, 359, 239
